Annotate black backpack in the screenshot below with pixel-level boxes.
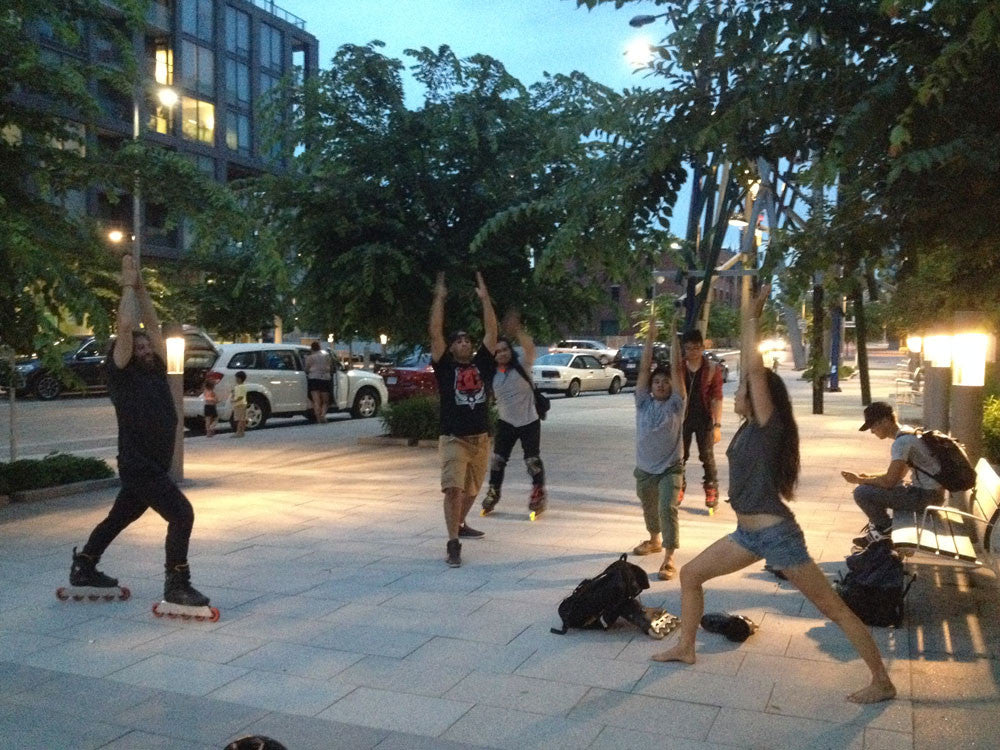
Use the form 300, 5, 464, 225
908, 429, 976, 492
550, 554, 649, 634
835, 541, 915, 627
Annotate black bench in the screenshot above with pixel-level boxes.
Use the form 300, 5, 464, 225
892, 458, 1000, 572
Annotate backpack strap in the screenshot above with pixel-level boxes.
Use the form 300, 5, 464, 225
550, 623, 569, 635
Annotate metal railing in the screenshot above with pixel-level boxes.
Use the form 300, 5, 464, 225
249, 0, 306, 29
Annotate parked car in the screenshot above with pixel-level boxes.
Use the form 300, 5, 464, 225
532, 352, 626, 397
548, 339, 619, 365
183, 343, 387, 431
379, 351, 436, 402
705, 351, 730, 383
612, 343, 671, 387
11, 326, 217, 401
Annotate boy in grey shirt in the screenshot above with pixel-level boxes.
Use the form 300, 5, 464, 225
631, 311, 686, 579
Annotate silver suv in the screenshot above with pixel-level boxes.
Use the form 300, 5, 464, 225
183, 343, 388, 431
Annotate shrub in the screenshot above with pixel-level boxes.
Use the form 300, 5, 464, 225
0, 453, 115, 495
381, 396, 440, 442
983, 396, 1000, 466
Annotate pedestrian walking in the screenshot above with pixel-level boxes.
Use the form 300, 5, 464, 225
429, 271, 498, 567
481, 310, 546, 519
304, 341, 332, 423
652, 284, 896, 705
630, 309, 686, 579
678, 328, 724, 511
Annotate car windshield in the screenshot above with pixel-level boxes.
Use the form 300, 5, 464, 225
399, 353, 431, 368
536, 353, 573, 366
618, 346, 643, 358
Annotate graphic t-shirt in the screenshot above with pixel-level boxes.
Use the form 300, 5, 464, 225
434, 345, 495, 436
107, 352, 176, 479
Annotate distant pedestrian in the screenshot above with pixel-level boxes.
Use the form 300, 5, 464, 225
481, 310, 546, 518
231, 371, 248, 437
430, 271, 498, 567
203, 380, 218, 437
304, 341, 332, 423
678, 329, 724, 510
841, 401, 944, 548
652, 285, 896, 705
630, 309, 686, 580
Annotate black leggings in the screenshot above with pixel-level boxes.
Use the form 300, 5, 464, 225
489, 419, 544, 490
682, 422, 718, 490
83, 473, 194, 567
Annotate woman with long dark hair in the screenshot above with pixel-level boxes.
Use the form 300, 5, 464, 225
652, 285, 896, 704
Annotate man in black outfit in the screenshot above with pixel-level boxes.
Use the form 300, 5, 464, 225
679, 329, 725, 509
68, 253, 210, 609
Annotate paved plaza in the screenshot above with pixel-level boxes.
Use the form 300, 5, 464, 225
1, 356, 998, 749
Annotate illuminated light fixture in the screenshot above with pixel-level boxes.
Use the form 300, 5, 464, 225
749, 180, 761, 200
165, 336, 185, 375
728, 214, 749, 229
905, 334, 922, 354
951, 333, 990, 387
670, 241, 682, 250
379, 333, 388, 346
157, 87, 178, 108
923, 334, 952, 367
108, 229, 124, 243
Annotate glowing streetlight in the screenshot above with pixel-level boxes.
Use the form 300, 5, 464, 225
108, 229, 125, 244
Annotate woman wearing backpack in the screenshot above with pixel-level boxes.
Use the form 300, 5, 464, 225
480, 310, 547, 518
652, 284, 896, 705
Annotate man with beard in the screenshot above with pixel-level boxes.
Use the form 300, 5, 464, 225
65, 253, 211, 614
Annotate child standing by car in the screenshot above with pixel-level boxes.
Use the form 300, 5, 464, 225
203, 380, 219, 437
231, 371, 248, 437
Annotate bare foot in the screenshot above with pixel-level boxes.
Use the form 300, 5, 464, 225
651, 642, 696, 664
848, 678, 896, 704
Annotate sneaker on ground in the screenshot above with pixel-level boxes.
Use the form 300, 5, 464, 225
632, 539, 663, 555
852, 525, 891, 549
446, 539, 462, 567
458, 524, 485, 539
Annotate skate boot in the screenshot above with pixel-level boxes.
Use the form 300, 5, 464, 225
618, 599, 680, 640
153, 563, 219, 622
704, 486, 719, 515
446, 539, 462, 568
528, 486, 547, 521
480, 485, 501, 516
57, 547, 131, 602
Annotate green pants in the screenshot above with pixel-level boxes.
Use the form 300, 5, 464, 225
634, 464, 683, 550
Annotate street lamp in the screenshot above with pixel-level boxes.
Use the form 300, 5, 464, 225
922, 331, 952, 431
130, 85, 177, 265
950, 314, 995, 468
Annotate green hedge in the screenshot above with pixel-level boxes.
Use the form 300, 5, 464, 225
983, 396, 1000, 466
0, 453, 115, 495
379, 395, 499, 442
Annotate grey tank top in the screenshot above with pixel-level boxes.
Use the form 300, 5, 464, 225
725, 418, 794, 517
493, 366, 537, 427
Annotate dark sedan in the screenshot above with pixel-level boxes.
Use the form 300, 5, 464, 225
613, 343, 671, 387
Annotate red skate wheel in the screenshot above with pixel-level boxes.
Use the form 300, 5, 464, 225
119, 587, 131, 601
152, 603, 163, 618
180, 613, 192, 621
55, 588, 69, 601
72, 594, 84, 601
102, 594, 115, 602
87, 594, 100, 601
208, 607, 220, 622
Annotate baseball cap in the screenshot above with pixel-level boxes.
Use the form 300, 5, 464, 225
859, 401, 894, 431
448, 330, 472, 344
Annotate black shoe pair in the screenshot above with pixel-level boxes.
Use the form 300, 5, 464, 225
700, 612, 759, 642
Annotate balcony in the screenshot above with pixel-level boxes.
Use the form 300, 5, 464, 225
249, 0, 306, 30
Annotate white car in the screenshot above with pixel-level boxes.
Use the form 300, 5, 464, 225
548, 339, 619, 365
532, 352, 626, 397
183, 343, 387, 431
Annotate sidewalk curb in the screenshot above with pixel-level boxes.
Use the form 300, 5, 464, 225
6, 477, 120, 505
357, 435, 437, 449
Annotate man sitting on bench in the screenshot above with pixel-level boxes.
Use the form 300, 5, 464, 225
840, 401, 946, 548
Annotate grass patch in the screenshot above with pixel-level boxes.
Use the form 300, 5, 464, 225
0, 453, 114, 495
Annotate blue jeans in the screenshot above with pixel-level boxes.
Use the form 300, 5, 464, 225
853, 484, 941, 531
729, 518, 812, 570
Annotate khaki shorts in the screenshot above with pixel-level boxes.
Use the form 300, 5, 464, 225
439, 433, 491, 495
233, 403, 247, 421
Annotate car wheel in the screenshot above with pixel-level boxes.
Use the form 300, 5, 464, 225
351, 387, 380, 418
608, 376, 622, 395
33, 373, 62, 400
566, 379, 581, 398
238, 395, 269, 430
184, 417, 206, 435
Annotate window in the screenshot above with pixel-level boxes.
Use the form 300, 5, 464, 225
227, 351, 258, 369
180, 96, 215, 144
226, 110, 250, 153
259, 71, 280, 98
259, 23, 282, 70
180, 40, 214, 96
181, 0, 213, 42
225, 59, 250, 105
225, 7, 250, 57
610, 285, 620, 302
264, 350, 296, 370
187, 153, 215, 174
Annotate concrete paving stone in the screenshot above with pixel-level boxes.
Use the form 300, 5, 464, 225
444, 670, 590, 716
633, 662, 774, 711
587, 725, 732, 750
912, 704, 999, 749
225, 565, 340, 596
0, 596, 108, 633
403, 635, 537, 675
707, 706, 866, 749
6, 671, 160, 719
337, 654, 470, 697
112, 691, 268, 746
441, 703, 604, 750
863, 728, 914, 750
0, 660, 59, 700
16, 638, 156, 679
737, 652, 911, 698
616, 636, 749, 676
52, 613, 176, 649
767, 681, 913, 732
515, 650, 649, 691
317, 686, 474, 736
570, 687, 718, 740
373, 731, 483, 749
784, 619, 867, 663
98, 730, 216, 749
385, 569, 497, 594
0, 628, 65, 656
227, 592, 349, 619
213, 611, 343, 644
507, 622, 634, 660
908, 658, 1000, 708
308, 622, 433, 657
226, 640, 365, 679
207, 669, 355, 716
142, 629, 264, 664
110, 653, 248, 697
396, 606, 536, 646
230, 713, 389, 749
381, 589, 492, 616
0, 700, 130, 750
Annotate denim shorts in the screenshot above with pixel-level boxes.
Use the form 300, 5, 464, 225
729, 517, 812, 570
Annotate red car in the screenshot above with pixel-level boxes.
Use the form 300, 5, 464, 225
379, 352, 437, 402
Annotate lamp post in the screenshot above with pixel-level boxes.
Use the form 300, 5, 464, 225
922, 332, 952, 432
131, 86, 177, 264
949, 313, 994, 467
164, 326, 185, 483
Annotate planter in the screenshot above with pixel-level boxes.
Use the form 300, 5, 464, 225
357, 435, 438, 449
7, 477, 120, 504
